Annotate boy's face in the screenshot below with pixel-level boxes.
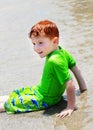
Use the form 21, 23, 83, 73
31, 36, 58, 58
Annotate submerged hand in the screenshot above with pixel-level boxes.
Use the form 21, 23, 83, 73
56, 108, 74, 118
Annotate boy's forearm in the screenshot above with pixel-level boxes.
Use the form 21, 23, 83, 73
66, 80, 75, 110
56, 80, 75, 118
71, 66, 87, 92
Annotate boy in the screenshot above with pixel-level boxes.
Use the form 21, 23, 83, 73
0, 20, 87, 118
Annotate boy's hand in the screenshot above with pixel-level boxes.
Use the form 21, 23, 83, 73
56, 108, 74, 118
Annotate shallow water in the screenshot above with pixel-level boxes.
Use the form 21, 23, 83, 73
0, 0, 93, 130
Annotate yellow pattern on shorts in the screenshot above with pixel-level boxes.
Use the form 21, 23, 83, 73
4, 86, 48, 114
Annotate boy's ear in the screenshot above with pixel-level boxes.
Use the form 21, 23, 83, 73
53, 37, 59, 44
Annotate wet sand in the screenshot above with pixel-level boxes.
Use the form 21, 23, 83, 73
0, 0, 93, 130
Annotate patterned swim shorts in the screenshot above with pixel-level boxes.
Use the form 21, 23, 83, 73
4, 86, 48, 114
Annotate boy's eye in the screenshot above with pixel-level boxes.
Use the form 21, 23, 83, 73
32, 42, 43, 46
39, 42, 43, 44
32, 43, 35, 45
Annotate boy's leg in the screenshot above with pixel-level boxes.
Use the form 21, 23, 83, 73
0, 96, 9, 112
0, 95, 9, 103
0, 103, 6, 112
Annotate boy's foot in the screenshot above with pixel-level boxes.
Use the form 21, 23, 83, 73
0, 103, 5, 112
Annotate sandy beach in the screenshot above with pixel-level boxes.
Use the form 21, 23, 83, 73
0, 0, 93, 130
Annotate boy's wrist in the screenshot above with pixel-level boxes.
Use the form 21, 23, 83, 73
67, 105, 75, 110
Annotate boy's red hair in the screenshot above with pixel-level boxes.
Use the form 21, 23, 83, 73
29, 20, 59, 39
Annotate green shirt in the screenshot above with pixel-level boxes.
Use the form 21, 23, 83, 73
37, 46, 76, 106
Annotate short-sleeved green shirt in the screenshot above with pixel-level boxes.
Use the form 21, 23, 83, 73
36, 46, 76, 106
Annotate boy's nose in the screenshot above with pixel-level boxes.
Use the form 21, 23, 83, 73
34, 44, 40, 51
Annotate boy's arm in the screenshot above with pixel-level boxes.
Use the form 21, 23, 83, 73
70, 65, 87, 92
57, 80, 75, 118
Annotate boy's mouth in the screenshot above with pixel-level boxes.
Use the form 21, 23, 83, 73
38, 51, 43, 54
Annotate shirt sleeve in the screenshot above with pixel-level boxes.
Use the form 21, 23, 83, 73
63, 49, 76, 69
51, 55, 72, 85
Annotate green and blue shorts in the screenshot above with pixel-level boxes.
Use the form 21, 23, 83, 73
4, 86, 48, 114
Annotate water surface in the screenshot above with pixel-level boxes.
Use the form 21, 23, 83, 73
0, 0, 93, 130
